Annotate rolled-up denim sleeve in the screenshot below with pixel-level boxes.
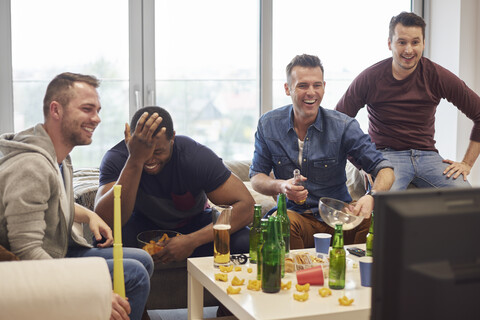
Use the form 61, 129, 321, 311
370, 159, 394, 176
249, 119, 274, 179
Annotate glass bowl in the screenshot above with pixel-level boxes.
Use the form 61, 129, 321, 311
319, 197, 364, 230
137, 230, 182, 255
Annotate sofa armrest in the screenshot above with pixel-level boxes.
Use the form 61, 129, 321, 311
0, 257, 112, 320
223, 160, 251, 182
73, 168, 100, 211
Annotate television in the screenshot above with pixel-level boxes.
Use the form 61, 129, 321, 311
371, 187, 480, 320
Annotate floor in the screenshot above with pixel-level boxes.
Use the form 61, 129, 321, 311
147, 307, 218, 320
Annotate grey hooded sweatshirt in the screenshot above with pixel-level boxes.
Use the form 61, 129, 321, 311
0, 124, 90, 260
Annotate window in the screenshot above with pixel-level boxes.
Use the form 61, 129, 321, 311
272, 0, 411, 132
154, 0, 259, 160
10, 0, 129, 167
3, 0, 412, 167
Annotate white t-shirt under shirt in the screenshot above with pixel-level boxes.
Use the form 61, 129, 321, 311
298, 138, 304, 167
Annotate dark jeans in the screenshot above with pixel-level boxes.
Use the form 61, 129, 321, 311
121, 210, 250, 257
67, 246, 153, 320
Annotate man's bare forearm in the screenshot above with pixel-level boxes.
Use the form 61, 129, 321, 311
372, 168, 395, 192
250, 173, 284, 196
462, 140, 480, 167
94, 156, 144, 227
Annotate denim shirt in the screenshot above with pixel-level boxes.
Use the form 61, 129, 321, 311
249, 104, 392, 217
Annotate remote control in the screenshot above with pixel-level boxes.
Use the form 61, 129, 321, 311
347, 247, 366, 257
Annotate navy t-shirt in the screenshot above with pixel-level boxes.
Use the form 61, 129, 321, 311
99, 135, 231, 229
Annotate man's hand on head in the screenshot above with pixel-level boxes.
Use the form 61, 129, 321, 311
124, 112, 165, 164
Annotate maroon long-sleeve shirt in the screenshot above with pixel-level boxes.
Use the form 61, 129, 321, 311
336, 57, 480, 152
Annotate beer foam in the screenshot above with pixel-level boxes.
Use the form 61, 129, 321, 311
214, 224, 231, 230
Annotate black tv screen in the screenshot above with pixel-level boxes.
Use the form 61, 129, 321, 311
371, 187, 480, 320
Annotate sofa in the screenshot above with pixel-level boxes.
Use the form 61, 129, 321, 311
0, 256, 112, 320
73, 159, 367, 310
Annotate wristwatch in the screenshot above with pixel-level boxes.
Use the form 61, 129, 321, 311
365, 189, 376, 197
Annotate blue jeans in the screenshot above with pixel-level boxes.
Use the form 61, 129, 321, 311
121, 210, 250, 257
67, 246, 153, 320
380, 149, 471, 190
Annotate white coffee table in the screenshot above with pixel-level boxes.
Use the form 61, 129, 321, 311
187, 244, 371, 320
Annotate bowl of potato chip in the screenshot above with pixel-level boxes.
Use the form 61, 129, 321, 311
319, 197, 364, 230
137, 230, 182, 255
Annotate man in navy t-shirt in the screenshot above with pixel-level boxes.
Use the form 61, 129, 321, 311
94, 106, 255, 263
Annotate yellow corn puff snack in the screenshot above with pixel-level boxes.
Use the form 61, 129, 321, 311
219, 265, 234, 273
247, 279, 261, 291
247, 267, 253, 273
281, 281, 292, 290
158, 233, 168, 243
318, 287, 332, 297
231, 276, 245, 286
234, 266, 242, 272
295, 283, 310, 292
293, 292, 309, 302
214, 273, 228, 282
227, 286, 241, 295
338, 295, 354, 306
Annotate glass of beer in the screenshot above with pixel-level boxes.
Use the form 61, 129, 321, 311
212, 205, 232, 268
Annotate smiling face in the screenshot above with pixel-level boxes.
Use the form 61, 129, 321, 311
388, 23, 425, 80
143, 133, 175, 175
60, 82, 101, 147
284, 66, 325, 122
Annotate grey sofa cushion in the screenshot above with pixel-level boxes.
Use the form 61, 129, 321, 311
73, 168, 99, 211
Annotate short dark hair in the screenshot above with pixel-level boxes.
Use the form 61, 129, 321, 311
286, 54, 324, 85
389, 11, 426, 41
130, 106, 174, 140
43, 72, 100, 118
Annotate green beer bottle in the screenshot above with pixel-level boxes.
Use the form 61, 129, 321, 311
329, 223, 346, 289
249, 204, 263, 263
273, 216, 286, 278
261, 216, 282, 293
276, 193, 290, 256
257, 218, 269, 280
366, 212, 374, 257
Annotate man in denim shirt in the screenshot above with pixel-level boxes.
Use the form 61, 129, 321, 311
250, 54, 395, 248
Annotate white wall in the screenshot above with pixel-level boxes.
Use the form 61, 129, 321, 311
427, 0, 480, 186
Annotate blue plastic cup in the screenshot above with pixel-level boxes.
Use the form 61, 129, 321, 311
314, 233, 332, 254
359, 256, 373, 287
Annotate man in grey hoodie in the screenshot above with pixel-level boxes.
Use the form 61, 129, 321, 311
0, 72, 153, 320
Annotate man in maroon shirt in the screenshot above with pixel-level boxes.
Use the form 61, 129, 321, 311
336, 11, 480, 190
